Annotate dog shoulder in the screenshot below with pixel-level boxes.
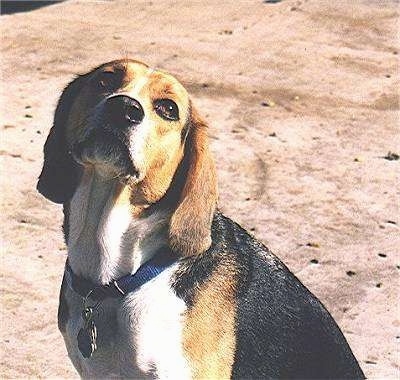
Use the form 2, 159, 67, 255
212, 215, 364, 379
172, 212, 364, 379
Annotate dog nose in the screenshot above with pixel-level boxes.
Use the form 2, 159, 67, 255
104, 95, 144, 127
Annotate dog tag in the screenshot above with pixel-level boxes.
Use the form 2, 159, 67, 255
77, 307, 98, 358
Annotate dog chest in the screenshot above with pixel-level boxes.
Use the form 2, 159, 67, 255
63, 265, 192, 379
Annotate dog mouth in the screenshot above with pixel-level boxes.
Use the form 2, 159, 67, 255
71, 129, 140, 181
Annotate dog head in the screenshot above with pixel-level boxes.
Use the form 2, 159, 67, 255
37, 59, 217, 256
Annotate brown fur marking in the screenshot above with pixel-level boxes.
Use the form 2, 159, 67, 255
183, 261, 237, 379
169, 107, 218, 256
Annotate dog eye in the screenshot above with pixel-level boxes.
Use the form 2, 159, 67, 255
154, 99, 179, 121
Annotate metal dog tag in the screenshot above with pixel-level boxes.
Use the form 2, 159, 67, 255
77, 307, 97, 358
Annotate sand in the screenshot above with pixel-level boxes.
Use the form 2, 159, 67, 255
0, 0, 399, 378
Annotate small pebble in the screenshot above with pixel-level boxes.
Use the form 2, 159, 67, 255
346, 270, 356, 277
376, 283, 382, 288
310, 259, 319, 264
261, 100, 275, 107
24, 114, 32, 118
378, 253, 387, 258
306, 242, 320, 248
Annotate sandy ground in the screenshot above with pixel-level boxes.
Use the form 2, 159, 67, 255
0, 0, 399, 378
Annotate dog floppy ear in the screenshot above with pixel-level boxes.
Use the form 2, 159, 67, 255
37, 74, 88, 204
169, 106, 218, 256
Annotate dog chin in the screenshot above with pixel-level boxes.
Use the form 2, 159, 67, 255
72, 131, 140, 181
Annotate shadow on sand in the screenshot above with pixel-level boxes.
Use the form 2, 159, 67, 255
1, 1, 64, 15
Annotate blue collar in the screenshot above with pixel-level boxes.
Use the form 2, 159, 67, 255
65, 251, 176, 302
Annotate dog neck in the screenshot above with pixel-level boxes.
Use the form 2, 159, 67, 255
66, 167, 169, 284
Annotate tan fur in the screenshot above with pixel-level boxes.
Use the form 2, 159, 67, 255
183, 263, 237, 379
169, 107, 218, 256
113, 181, 145, 218
127, 70, 191, 205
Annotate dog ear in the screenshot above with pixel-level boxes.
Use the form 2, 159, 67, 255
37, 74, 88, 204
169, 106, 218, 256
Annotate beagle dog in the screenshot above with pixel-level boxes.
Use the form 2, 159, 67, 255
37, 59, 364, 379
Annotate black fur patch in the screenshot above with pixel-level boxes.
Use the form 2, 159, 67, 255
58, 273, 69, 333
232, 251, 365, 378
62, 202, 70, 244
37, 74, 87, 204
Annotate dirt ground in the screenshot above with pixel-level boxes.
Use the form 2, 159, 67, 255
0, 0, 399, 378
